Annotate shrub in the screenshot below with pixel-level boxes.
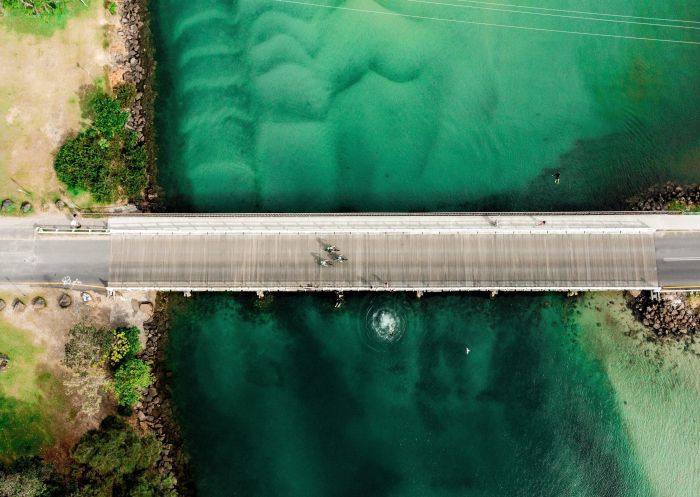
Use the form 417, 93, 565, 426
70, 415, 174, 496
112, 359, 152, 407
0, 457, 59, 497
64, 324, 111, 370
86, 91, 129, 139
54, 88, 146, 203
1, 0, 66, 17
109, 326, 141, 366
114, 83, 136, 108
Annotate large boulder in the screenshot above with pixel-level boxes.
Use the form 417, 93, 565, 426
31, 296, 46, 309
12, 299, 25, 312
58, 293, 72, 308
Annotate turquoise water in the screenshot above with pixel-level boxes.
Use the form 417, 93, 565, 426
153, 0, 700, 212
151, 1, 700, 495
167, 294, 654, 497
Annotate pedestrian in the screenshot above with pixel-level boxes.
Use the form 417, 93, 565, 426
70, 213, 81, 229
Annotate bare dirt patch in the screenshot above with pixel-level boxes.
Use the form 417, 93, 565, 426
0, 3, 109, 209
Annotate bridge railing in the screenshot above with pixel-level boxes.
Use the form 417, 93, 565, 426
35, 226, 110, 235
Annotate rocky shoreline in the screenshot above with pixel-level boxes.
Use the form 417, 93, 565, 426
628, 292, 698, 342
627, 182, 700, 212
111, 0, 160, 211
135, 294, 195, 496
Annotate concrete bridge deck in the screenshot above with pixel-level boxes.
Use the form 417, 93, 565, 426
2, 213, 698, 293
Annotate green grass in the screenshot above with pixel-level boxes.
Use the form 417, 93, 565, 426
0, 0, 93, 37
667, 200, 700, 213
0, 318, 62, 461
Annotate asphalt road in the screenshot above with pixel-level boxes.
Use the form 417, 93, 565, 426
0, 214, 698, 292
0, 216, 109, 289
655, 231, 700, 289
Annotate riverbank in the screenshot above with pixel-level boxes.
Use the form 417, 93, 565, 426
134, 294, 195, 495
0, 285, 155, 467
109, 0, 160, 211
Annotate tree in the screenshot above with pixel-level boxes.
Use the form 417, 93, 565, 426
112, 359, 153, 407
0, 457, 60, 497
87, 91, 129, 139
54, 87, 147, 203
64, 324, 111, 370
1, 0, 66, 18
70, 416, 174, 496
109, 326, 142, 366
63, 369, 109, 418
63, 324, 111, 418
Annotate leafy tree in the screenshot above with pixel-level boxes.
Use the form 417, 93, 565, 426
70, 416, 174, 496
87, 91, 129, 139
64, 324, 111, 370
109, 332, 130, 366
114, 83, 137, 108
1, 0, 67, 17
54, 88, 147, 203
109, 326, 141, 366
112, 359, 153, 407
63, 324, 111, 418
0, 457, 61, 497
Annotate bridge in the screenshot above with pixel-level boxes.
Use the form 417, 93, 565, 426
1, 213, 699, 293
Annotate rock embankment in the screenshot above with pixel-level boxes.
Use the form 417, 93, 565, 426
628, 182, 700, 211
629, 292, 699, 341
113, 0, 148, 143
133, 297, 193, 495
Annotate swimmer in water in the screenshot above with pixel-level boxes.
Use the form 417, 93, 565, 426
553, 172, 560, 185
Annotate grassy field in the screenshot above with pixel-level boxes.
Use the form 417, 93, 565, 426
0, 317, 64, 461
0, 0, 109, 210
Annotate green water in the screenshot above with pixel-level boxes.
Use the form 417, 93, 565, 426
167, 293, 683, 497
151, 1, 700, 495
153, 0, 700, 212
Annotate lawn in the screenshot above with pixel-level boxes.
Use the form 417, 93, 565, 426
0, 318, 63, 461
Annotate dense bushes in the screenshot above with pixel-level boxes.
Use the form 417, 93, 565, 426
108, 326, 152, 407
63, 324, 152, 413
54, 85, 146, 203
0, 419, 175, 497
0, 457, 58, 497
113, 359, 153, 407
70, 416, 174, 496
1, 0, 67, 17
109, 326, 141, 365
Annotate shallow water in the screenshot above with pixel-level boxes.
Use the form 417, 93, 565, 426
153, 0, 700, 212
151, 1, 700, 495
166, 293, 700, 497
